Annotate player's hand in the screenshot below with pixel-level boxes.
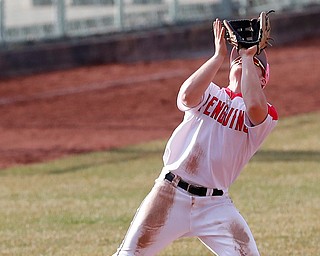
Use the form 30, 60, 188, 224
213, 19, 227, 58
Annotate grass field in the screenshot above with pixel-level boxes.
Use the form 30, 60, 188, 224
0, 112, 319, 256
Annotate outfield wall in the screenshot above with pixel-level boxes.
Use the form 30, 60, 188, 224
0, 7, 319, 78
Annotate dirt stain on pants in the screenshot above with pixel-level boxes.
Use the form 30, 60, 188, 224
229, 221, 251, 256
135, 182, 176, 254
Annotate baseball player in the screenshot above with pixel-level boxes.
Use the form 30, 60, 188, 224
113, 18, 278, 256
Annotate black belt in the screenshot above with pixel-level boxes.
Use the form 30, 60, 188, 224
165, 172, 223, 197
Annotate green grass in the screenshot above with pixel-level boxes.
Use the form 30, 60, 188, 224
0, 112, 319, 256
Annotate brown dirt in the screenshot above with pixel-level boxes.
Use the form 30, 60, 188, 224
0, 37, 319, 169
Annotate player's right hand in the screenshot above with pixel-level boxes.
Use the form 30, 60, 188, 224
213, 19, 227, 58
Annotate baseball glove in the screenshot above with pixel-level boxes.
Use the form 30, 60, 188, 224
223, 10, 275, 54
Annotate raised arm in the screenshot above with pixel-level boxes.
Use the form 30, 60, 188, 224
239, 46, 268, 125
178, 19, 227, 108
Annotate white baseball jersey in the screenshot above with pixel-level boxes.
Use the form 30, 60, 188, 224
159, 82, 278, 190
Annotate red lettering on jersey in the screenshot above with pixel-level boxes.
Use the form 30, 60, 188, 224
203, 96, 218, 116
229, 109, 238, 129
235, 110, 245, 131
198, 92, 255, 134
217, 104, 229, 124
222, 107, 235, 126
210, 100, 226, 119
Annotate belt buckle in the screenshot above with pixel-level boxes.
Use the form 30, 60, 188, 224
206, 188, 213, 196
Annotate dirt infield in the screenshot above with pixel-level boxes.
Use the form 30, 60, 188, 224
0, 37, 319, 169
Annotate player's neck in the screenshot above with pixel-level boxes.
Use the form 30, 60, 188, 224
227, 81, 241, 94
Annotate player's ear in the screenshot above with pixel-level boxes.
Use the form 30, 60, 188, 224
261, 77, 267, 88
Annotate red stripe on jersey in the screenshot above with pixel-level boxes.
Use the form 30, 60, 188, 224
268, 104, 278, 120
225, 88, 242, 99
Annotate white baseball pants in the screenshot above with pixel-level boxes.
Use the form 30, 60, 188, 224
113, 179, 260, 256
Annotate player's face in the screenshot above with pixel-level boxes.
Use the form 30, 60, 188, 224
231, 56, 266, 78
230, 56, 266, 86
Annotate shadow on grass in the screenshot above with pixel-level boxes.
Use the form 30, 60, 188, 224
252, 150, 320, 162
